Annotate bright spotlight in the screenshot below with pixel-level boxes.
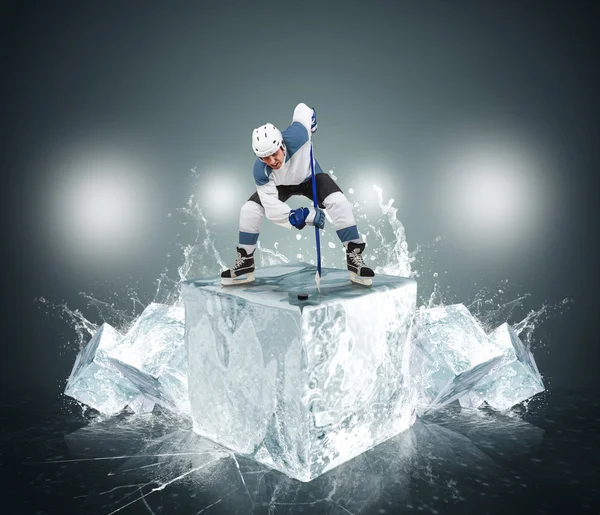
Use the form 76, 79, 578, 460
438, 134, 550, 257
345, 163, 396, 214
196, 169, 243, 220
48, 150, 158, 268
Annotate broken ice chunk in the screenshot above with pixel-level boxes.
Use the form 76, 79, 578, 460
458, 389, 485, 409
65, 324, 142, 415
473, 323, 545, 410
182, 263, 417, 482
128, 394, 156, 414
109, 303, 184, 375
65, 304, 188, 416
108, 303, 189, 414
410, 304, 503, 413
427, 354, 503, 412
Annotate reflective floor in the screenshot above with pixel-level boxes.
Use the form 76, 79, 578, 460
2, 387, 599, 515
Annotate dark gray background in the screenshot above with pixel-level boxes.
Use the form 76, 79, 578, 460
1, 0, 598, 395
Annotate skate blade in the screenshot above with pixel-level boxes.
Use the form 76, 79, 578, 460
221, 272, 255, 286
350, 273, 372, 287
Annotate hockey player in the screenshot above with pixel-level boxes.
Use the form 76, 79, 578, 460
221, 102, 375, 286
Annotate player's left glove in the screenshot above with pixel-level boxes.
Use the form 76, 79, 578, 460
309, 207, 325, 229
310, 108, 317, 133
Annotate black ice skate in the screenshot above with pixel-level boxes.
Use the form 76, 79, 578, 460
221, 247, 255, 286
346, 242, 375, 286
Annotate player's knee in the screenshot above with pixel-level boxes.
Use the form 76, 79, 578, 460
316, 174, 343, 205
240, 200, 264, 221
323, 191, 350, 210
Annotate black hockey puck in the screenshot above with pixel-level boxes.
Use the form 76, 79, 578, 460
297, 293, 309, 301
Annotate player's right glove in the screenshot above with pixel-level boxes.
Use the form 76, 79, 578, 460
289, 207, 309, 230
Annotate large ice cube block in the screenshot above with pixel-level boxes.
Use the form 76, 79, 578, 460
182, 264, 417, 482
473, 323, 545, 410
65, 323, 145, 415
410, 304, 503, 413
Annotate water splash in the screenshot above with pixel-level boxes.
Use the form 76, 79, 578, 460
369, 185, 413, 277
41, 173, 570, 365
176, 195, 227, 287
256, 241, 290, 267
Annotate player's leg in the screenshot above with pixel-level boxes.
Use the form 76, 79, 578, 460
221, 193, 264, 285
304, 174, 375, 285
221, 188, 294, 285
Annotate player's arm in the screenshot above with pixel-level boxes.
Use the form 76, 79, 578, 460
253, 161, 324, 230
256, 180, 294, 229
292, 103, 317, 136
253, 160, 292, 228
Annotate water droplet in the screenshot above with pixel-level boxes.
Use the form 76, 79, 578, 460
296, 234, 302, 240
433, 272, 438, 278
349, 188, 354, 194
328, 242, 336, 248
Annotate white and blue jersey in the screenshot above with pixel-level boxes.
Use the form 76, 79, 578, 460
253, 103, 324, 228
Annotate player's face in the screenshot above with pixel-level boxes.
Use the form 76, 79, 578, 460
260, 147, 285, 170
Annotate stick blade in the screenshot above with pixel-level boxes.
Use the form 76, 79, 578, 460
315, 270, 321, 292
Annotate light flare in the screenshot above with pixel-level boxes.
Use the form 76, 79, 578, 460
45, 147, 160, 270
436, 132, 551, 257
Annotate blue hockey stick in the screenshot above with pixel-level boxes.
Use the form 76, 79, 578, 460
309, 141, 322, 292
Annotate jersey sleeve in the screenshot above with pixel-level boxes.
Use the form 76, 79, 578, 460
292, 103, 314, 137
253, 159, 271, 186
256, 180, 293, 229
253, 160, 292, 228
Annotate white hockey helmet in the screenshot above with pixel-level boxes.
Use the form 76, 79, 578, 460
252, 123, 283, 158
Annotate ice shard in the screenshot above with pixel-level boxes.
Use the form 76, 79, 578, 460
182, 263, 417, 482
471, 323, 545, 410
64, 323, 148, 415
410, 304, 504, 413
65, 303, 188, 416
107, 303, 189, 414
458, 389, 485, 409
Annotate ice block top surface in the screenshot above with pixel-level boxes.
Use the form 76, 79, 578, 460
182, 263, 414, 312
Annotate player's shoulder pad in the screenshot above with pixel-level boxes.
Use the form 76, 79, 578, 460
282, 122, 309, 159
253, 159, 271, 186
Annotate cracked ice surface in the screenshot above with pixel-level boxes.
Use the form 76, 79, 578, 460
65, 303, 188, 416
182, 263, 418, 482
59, 403, 545, 515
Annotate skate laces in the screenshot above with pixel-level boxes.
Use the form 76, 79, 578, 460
234, 252, 245, 269
350, 249, 366, 268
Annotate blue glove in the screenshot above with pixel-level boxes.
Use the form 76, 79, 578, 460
310, 108, 317, 133
289, 207, 310, 230
312, 207, 325, 229
289, 207, 326, 230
